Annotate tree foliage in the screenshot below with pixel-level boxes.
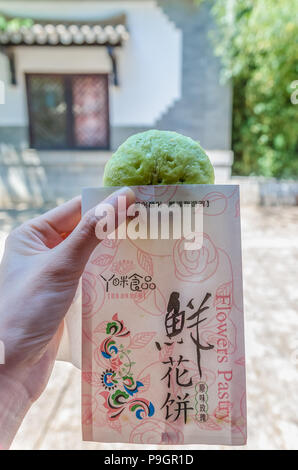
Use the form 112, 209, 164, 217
211, 0, 298, 177
0, 15, 33, 31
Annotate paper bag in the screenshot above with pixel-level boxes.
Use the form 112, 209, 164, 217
81, 185, 246, 445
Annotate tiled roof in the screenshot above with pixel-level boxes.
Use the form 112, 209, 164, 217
0, 14, 129, 46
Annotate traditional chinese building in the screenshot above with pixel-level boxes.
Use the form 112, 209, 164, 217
0, 0, 233, 205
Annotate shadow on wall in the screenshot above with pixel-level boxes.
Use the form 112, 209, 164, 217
0, 144, 110, 208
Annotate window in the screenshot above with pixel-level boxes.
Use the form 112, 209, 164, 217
26, 73, 110, 150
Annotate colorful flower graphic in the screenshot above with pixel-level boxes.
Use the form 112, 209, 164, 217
98, 313, 155, 423
101, 369, 118, 390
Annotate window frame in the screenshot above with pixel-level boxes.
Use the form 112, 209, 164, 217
25, 72, 110, 151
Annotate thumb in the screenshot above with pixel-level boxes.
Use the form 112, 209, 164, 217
57, 186, 135, 274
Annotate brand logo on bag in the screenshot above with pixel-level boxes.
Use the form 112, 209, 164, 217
100, 272, 156, 293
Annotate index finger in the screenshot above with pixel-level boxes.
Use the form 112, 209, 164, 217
33, 196, 82, 235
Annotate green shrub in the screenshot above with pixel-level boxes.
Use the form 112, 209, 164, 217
211, 0, 298, 178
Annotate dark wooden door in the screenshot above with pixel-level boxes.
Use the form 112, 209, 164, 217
26, 73, 110, 150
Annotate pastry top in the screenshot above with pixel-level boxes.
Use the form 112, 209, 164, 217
103, 130, 215, 186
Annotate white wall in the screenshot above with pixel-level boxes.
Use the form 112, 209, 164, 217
0, 53, 26, 125
0, 1, 182, 127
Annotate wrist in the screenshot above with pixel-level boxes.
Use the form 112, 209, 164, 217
0, 371, 32, 449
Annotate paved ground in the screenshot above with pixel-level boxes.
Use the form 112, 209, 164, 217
0, 202, 297, 450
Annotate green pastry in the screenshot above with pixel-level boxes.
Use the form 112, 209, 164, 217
103, 130, 214, 186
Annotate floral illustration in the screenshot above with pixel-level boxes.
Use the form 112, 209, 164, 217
173, 233, 219, 283
98, 313, 155, 422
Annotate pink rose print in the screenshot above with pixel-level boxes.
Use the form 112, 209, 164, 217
91, 253, 114, 267
89, 238, 120, 276
137, 249, 153, 276
192, 415, 222, 432
112, 259, 135, 275
136, 185, 178, 203
82, 271, 105, 319
173, 233, 219, 283
133, 286, 167, 317
203, 191, 228, 216
129, 331, 156, 349
101, 238, 120, 249
130, 418, 184, 444
93, 320, 108, 334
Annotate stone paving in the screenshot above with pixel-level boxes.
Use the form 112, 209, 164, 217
0, 202, 297, 450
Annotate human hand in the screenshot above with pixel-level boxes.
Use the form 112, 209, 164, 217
0, 186, 135, 448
